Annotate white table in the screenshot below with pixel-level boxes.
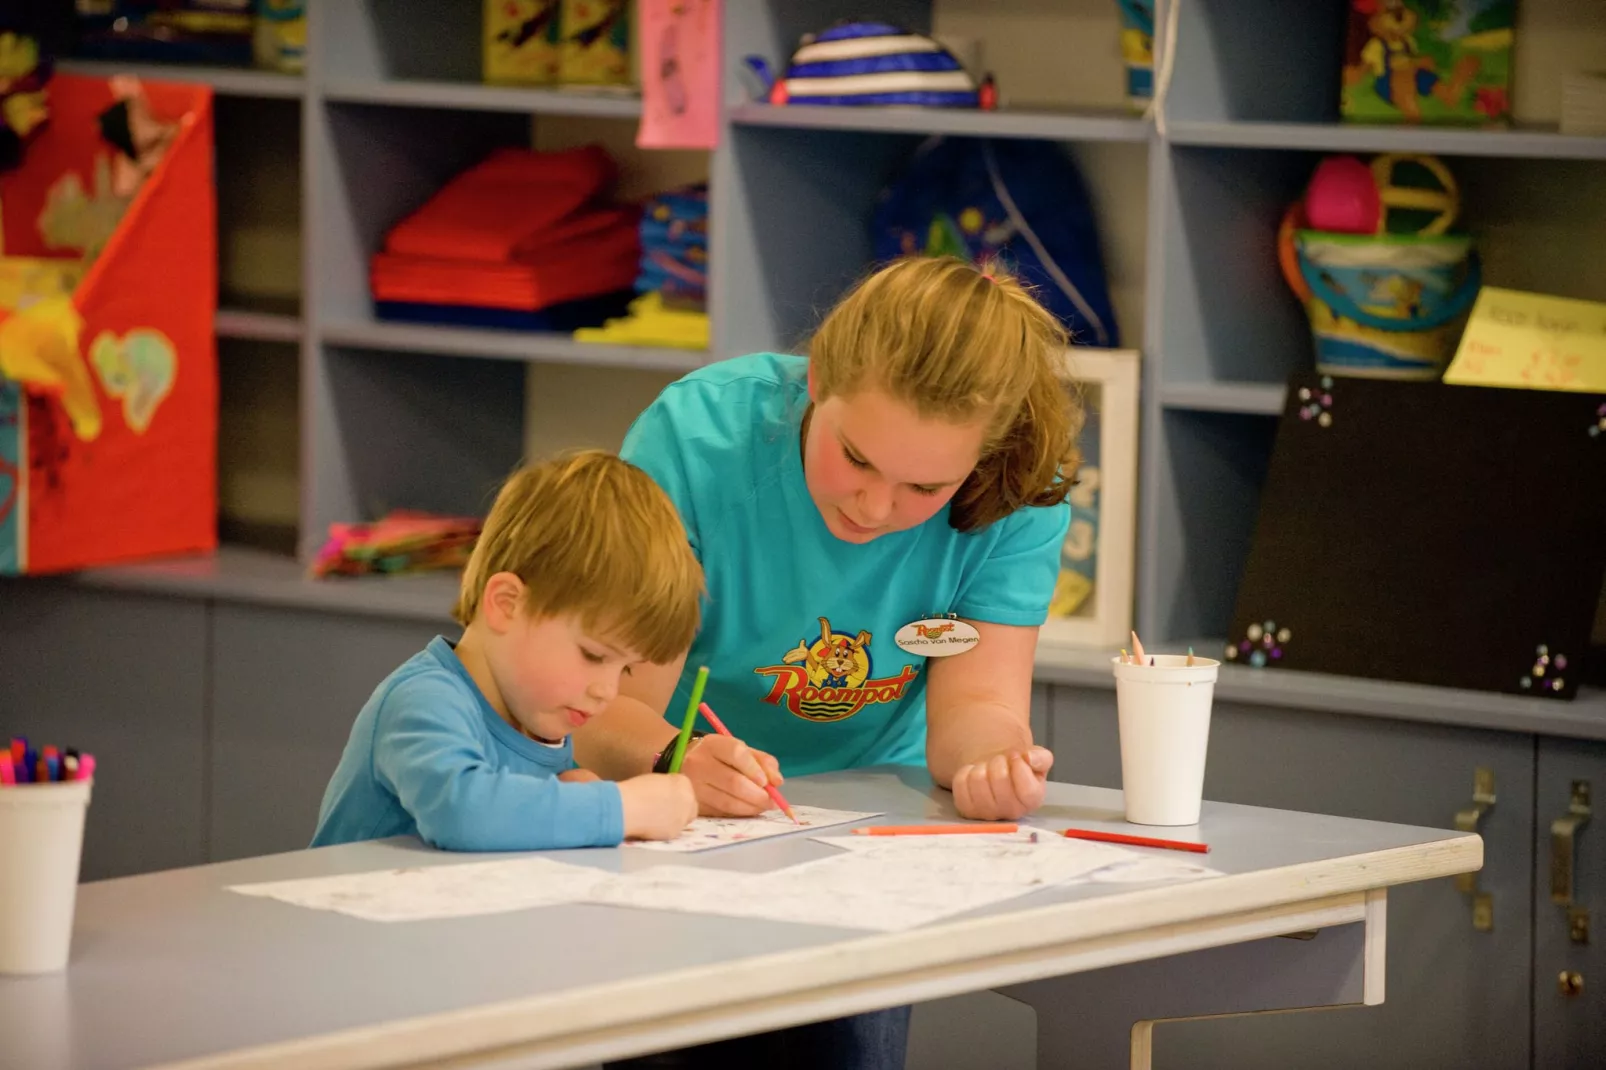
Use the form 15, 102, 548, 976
0, 768, 1480, 1070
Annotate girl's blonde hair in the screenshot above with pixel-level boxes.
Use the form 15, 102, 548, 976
454, 450, 703, 663
808, 256, 1084, 532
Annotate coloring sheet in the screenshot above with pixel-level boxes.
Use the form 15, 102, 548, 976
626, 805, 881, 852
230, 856, 613, 923
812, 831, 1223, 885
599, 835, 1148, 932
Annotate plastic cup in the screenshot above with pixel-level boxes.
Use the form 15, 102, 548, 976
1112, 654, 1219, 826
0, 778, 93, 975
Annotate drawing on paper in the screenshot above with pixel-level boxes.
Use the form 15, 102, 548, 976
627, 805, 881, 852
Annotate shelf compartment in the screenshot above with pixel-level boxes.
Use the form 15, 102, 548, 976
322, 318, 706, 373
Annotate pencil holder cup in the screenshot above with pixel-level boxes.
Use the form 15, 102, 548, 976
1112, 655, 1218, 826
0, 778, 92, 974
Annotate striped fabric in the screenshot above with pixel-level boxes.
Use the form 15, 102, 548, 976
782, 21, 978, 107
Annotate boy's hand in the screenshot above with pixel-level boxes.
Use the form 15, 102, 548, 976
680, 734, 785, 817
618, 773, 698, 840
952, 746, 1053, 820
557, 768, 601, 783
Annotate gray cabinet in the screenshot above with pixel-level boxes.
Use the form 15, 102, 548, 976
0, 581, 207, 879
208, 603, 446, 861
1045, 687, 1536, 1070
1533, 738, 1606, 1067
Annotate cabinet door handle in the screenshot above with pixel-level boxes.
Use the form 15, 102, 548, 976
1454, 767, 1496, 931
1551, 780, 1591, 945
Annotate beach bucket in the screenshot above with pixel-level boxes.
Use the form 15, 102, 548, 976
1281, 222, 1480, 380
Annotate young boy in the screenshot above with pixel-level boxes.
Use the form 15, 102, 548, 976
311, 450, 701, 851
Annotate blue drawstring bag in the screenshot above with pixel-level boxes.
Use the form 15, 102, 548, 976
871, 137, 1120, 347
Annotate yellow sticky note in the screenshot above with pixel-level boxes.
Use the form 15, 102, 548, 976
1444, 287, 1606, 392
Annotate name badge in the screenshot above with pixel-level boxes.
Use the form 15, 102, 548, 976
895, 616, 981, 657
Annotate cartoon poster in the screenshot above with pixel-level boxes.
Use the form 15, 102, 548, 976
636, 0, 721, 150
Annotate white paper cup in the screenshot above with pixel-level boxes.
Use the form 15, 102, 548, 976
1112, 655, 1219, 826
0, 779, 92, 975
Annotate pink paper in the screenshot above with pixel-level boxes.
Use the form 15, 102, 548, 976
636, 0, 721, 150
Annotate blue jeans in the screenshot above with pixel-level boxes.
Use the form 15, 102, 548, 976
603, 1006, 911, 1069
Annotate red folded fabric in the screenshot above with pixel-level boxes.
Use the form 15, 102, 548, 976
371, 219, 641, 310
515, 204, 639, 259
384, 145, 617, 263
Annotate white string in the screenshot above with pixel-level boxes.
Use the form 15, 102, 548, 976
1144, 0, 1182, 138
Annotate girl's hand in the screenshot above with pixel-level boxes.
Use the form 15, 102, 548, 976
557, 768, 602, 783
680, 734, 785, 817
951, 746, 1053, 820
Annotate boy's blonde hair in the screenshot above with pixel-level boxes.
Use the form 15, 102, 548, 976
808, 255, 1084, 532
453, 450, 702, 664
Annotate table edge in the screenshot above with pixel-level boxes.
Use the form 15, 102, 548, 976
144, 835, 1476, 1070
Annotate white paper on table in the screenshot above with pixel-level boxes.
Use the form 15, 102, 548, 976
1086, 856, 1223, 883
815, 832, 1222, 885
626, 805, 881, 852
603, 834, 1142, 931
229, 856, 615, 923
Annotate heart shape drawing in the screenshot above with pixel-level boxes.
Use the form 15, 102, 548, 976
90, 328, 176, 434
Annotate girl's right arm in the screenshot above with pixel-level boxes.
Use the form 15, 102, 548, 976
574, 654, 784, 817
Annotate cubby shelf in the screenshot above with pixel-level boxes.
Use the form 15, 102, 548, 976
1166, 118, 1606, 161
48, 0, 1606, 699
729, 102, 1149, 142
321, 77, 642, 118
1157, 381, 1286, 415
319, 318, 706, 372
217, 307, 303, 343
56, 58, 305, 99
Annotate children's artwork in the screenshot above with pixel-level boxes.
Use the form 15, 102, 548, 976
1443, 287, 1606, 393
230, 856, 615, 924
626, 805, 880, 852
1040, 349, 1139, 650
1341, 0, 1514, 125
636, 0, 721, 150
1230, 376, 1606, 699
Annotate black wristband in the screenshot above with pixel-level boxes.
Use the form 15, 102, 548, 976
652, 731, 707, 774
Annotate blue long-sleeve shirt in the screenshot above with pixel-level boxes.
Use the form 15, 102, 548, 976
310, 636, 624, 851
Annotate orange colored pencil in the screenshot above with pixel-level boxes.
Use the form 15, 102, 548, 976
697, 702, 799, 824
851, 823, 1019, 836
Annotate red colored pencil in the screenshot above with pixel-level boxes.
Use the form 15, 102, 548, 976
852, 823, 1019, 836
1062, 827, 1210, 854
697, 702, 799, 824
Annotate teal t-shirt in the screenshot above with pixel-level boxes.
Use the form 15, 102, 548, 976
621, 353, 1070, 777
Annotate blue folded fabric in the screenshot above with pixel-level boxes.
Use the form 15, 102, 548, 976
373, 290, 635, 332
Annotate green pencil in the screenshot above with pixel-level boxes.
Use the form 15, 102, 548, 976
667, 665, 710, 774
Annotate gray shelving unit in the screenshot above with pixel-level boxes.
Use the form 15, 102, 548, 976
48, 0, 1606, 697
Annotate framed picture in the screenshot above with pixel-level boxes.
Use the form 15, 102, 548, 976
1039, 348, 1140, 650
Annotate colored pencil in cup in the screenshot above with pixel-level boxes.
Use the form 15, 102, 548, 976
1187, 646, 1195, 666
852, 823, 1019, 836
1130, 630, 1147, 662
666, 666, 710, 774
1061, 827, 1209, 854
698, 702, 798, 824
